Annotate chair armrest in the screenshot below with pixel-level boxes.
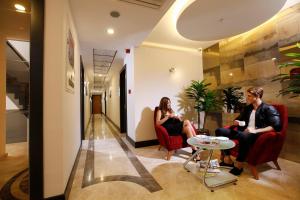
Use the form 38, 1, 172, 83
248, 131, 281, 165
155, 125, 170, 143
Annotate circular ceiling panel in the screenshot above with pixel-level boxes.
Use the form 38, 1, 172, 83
177, 0, 287, 41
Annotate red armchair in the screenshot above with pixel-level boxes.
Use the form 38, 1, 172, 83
154, 107, 190, 160
228, 104, 288, 179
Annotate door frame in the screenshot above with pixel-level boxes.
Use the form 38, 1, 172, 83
80, 56, 84, 140
29, 0, 45, 199
119, 65, 127, 133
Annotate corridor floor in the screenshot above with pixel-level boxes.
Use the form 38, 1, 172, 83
69, 114, 300, 200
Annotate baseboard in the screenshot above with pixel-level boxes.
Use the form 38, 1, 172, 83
126, 135, 158, 148
64, 144, 82, 200
44, 194, 65, 200
45, 144, 81, 200
85, 115, 92, 133
105, 116, 121, 132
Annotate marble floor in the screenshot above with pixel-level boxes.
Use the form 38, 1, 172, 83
0, 142, 29, 200
69, 114, 300, 200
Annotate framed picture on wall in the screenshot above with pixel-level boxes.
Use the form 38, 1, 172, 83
65, 28, 75, 93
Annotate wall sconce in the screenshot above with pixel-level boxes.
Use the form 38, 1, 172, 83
169, 67, 176, 73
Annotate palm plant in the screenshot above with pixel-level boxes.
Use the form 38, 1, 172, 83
273, 43, 300, 97
222, 87, 244, 113
185, 80, 221, 129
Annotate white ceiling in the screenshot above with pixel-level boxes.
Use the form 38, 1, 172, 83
70, 0, 175, 81
176, 0, 287, 41
70, 0, 300, 85
144, 0, 217, 50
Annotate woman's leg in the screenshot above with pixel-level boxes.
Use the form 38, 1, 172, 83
183, 120, 196, 136
182, 124, 201, 160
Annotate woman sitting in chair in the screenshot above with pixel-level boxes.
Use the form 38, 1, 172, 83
156, 97, 199, 158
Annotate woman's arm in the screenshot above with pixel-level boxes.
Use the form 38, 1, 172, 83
156, 110, 169, 126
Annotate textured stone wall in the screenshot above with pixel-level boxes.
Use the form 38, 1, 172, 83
203, 4, 300, 163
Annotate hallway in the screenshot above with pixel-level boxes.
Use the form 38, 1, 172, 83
69, 115, 300, 200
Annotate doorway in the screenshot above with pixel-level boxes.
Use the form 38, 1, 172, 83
120, 65, 127, 134
92, 95, 102, 114
80, 56, 84, 140
0, 0, 44, 199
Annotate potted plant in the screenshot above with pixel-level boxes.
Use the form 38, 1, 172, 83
222, 86, 245, 113
185, 80, 221, 130
221, 86, 245, 126
273, 43, 300, 97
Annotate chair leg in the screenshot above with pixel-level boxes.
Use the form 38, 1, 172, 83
166, 150, 174, 160
273, 160, 281, 170
248, 164, 259, 180
158, 145, 162, 151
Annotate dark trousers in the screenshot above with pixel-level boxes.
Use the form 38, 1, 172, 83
215, 128, 259, 162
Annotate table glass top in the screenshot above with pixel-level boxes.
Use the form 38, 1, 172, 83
187, 135, 235, 150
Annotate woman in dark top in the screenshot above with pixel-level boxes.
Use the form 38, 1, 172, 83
156, 97, 199, 157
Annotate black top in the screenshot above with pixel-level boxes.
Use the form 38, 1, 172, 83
160, 110, 183, 136
235, 102, 281, 132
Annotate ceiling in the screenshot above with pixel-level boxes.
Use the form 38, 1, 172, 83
176, 0, 287, 41
0, 0, 30, 41
70, 0, 175, 82
70, 0, 300, 87
144, 0, 217, 50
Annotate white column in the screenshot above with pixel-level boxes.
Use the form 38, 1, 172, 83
0, 34, 7, 159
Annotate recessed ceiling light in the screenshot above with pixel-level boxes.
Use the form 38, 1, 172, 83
110, 11, 120, 18
14, 4, 26, 12
229, 73, 233, 76
107, 28, 114, 35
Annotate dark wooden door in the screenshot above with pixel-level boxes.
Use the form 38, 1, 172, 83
120, 66, 127, 133
92, 95, 101, 114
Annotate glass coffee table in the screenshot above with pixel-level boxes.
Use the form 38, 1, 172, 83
183, 136, 237, 192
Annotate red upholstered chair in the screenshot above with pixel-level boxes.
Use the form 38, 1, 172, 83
228, 104, 288, 179
154, 107, 192, 160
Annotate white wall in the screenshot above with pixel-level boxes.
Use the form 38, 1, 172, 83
127, 45, 203, 142
8, 40, 30, 62
105, 62, 123, 128
44, 0, 81, 197
124, 48, 135, 140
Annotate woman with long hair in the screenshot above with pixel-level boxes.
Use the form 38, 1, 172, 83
156, 97, 199, 157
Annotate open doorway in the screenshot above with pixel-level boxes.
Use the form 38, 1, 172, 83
0, 2, 31, 200
120, 65, 127, 134
0, 1, 44, 199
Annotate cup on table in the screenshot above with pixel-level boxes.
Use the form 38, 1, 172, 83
235, 120, 246, 127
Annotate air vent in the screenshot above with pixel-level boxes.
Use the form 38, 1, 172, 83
119, 0, 165, 9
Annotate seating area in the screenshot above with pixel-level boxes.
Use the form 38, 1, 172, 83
154, 104, 289, 181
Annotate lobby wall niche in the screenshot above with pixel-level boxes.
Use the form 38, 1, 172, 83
203, 3, 300, 163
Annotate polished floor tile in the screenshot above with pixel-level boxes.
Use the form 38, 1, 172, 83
0, 142, 28, 200
69, 114, 300, 200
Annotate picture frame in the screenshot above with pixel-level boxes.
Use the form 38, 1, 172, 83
65, 28, 75, 93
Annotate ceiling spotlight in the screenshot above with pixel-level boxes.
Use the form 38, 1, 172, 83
110, 11, 120, 18
229, 73, 233, 76
107, 28, 114, 35
14, 4, 26, 12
